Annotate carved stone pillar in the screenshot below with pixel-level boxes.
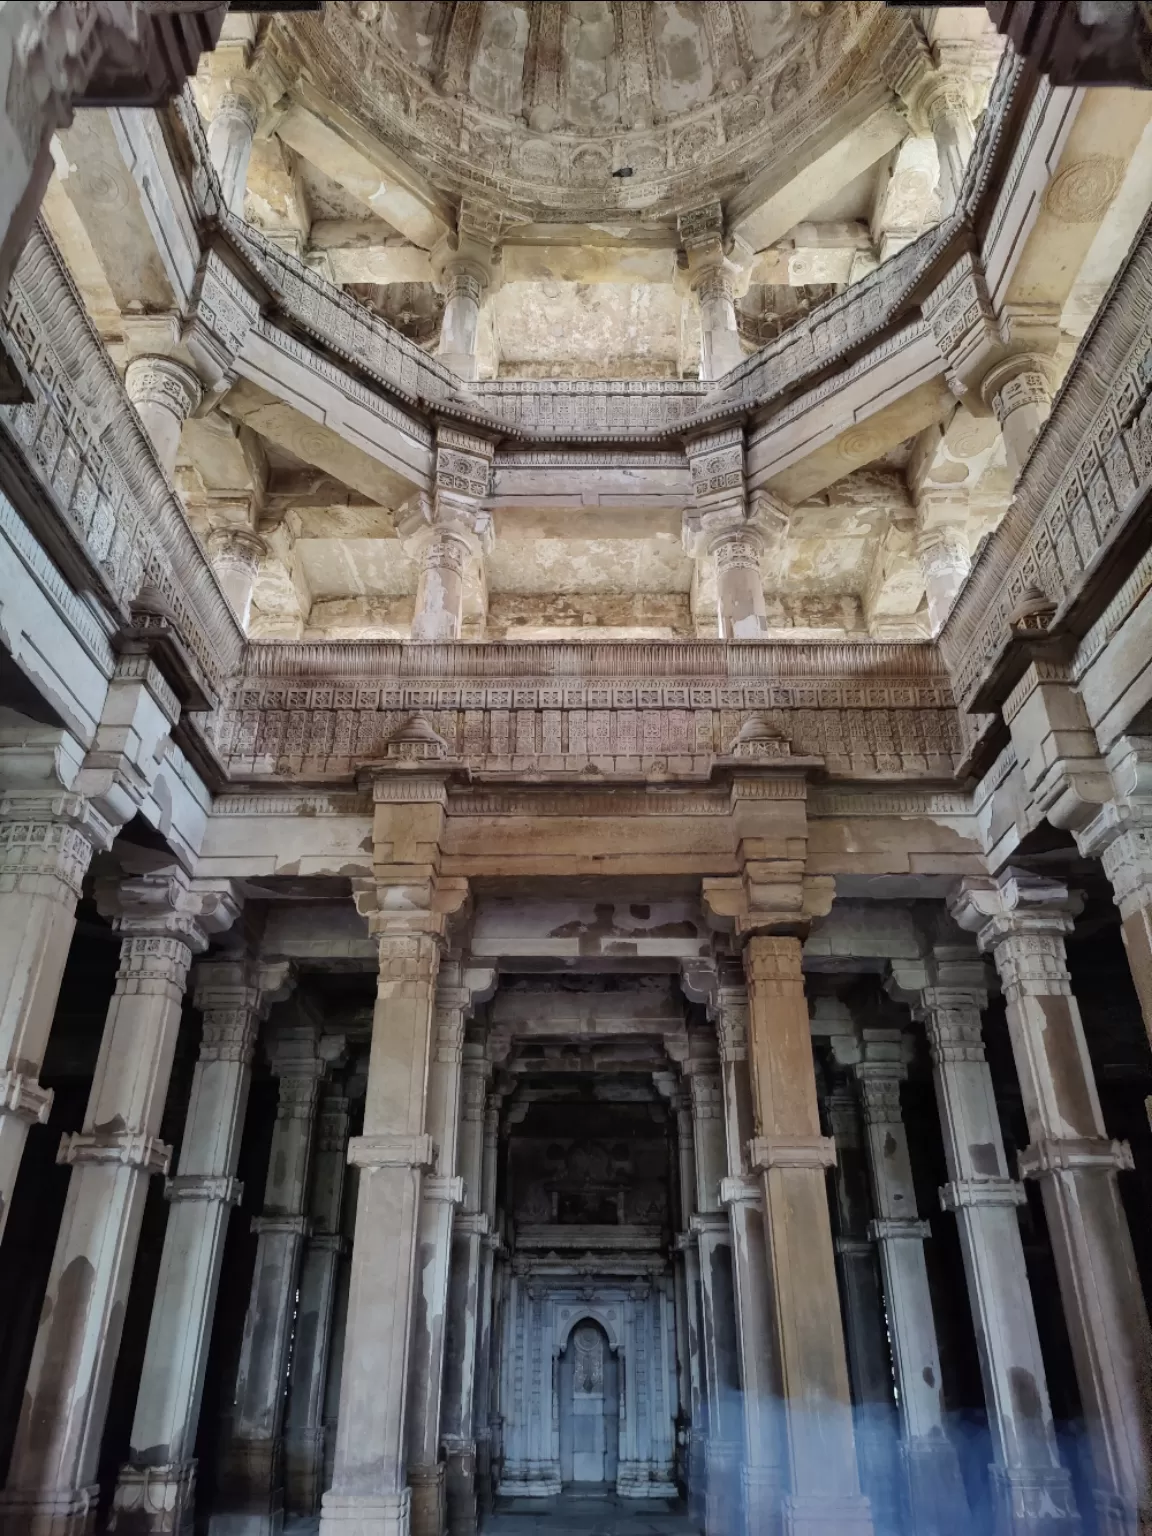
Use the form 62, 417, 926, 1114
408, 965, 495, 1536
917, 521, 970, 634
0, 869, 237, 1536
441, 1041, 493, 1536
320, 778, 462, 1536
709, 523, 769, 641
111, 955, 294, 1535
284, 1086, 353, 1518
980, 357, 1054, 479
743, 936, 873, 1536
896, 948, 1080, 1536
838, 1029, 969, 1536
678, 202, 744, 381
657, 1068, 705, 1514
207, 527, 266, 633
432, 233, 496, 383
953, 874, 1152, 1536
707, 966, 784, 1536
210, 1022, 343, 1536
124, 355, 203, 478
400, 431, 494, 643
207, 87, 261, 217
686, 1053, 743, 1536
921, 79, 976, 215
0, 727, 110, 1242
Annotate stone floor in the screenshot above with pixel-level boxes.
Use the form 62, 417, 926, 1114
481, 1490, 697, 1533
283, 1494, 697, 1535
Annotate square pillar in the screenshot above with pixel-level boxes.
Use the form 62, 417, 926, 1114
743, 935, 873, 1536
0, 869, 238, 1536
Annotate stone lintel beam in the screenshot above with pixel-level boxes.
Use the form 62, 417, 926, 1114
276, 86, 453, 250
729, 103, 907, 254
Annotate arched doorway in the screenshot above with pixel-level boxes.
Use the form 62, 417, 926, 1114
558, 1319, 619, 1487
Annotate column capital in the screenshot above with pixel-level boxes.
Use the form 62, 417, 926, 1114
165, 1172, 245, 1205
124, 353, 203, 421
0, 1070, 53, 1127
348, 1132, 436, 1170
96, 869, 241, 953
950, 868, 1082, 953
939, 1177, 1026, 1211
749, 1133, 837, 1172
868, 1216, 931, 1242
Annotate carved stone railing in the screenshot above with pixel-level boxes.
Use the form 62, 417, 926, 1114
470, 379, 711, 437
207, 639, 959, 784
0, 219, 243, 697
939, 199, 1152, 712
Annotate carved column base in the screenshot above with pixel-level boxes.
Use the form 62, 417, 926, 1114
319, 1490, 410, 1536
990, 1464, 1081, 1536
109, 1462, 197, 1535
902, 1436, 970, 1536
705, 1439, 742, 1534
408, 1463, 443, 1536
0, 1485, 100, 1536
617, 1461, 676, 1499
781, 1491, 874, 1536
444, 1441, 476, 1536
1092, 1486, 1147, 1536
742, 1462, 781, 1536
207, 1437, 283, 1536
283, 1426, 328, 1518
688, 1429, 708, 1525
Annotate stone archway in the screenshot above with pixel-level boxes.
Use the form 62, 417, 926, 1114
557, 1317, 619, 1487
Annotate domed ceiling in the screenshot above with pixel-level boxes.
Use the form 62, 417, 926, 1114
278, 0, 908, 225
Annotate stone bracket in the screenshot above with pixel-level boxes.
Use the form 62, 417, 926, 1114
57, 1131, 172, 1175
0, 1069, 53, 1125
719, 1174, 762, 1207
749, 1134, 837, 1171
868, 1217, 932, 1241
348, 1132, 436, 1170
939, 1177, 1026, 1210
1017, 1136, 1134, 1177
424, 1174, 465, 1204
165, 1173, 244, 1205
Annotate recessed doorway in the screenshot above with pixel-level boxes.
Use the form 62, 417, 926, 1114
558, 1319, 618, 1488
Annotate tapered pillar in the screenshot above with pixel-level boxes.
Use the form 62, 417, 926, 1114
206, 528, 265, 633
110, 956, 294, 1535
124, 355, 202, 479
898, 946, 1080, 1536
686, 1052, 744, 1536
710, 524, 769, 641
980, 357, 1053, 479
0, 730, 110, 1243
0, 869, 237, 1536
954, 874, 1152, 1536
211, 1021, 343, 1535
837, 1028, 969, 1536
709, 965, 784, 1536
408, 964, 494, 1536
284, 1086, 353, 1518
441, 1040, 493, 1536
743, 936, 873, 1536
657, 1071, 705, 1515
207, 88, 261, 217
319, 836, 460, 1536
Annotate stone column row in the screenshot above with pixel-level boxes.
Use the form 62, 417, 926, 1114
0, 869, 240, 1536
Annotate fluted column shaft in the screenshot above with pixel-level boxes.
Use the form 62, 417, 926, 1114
743, 935, 872, 1536
319, 928, 443, 1536
206, 528, 265, 633
981, 359, 1053, 480
913, 971, 1078, 1536
111, 958, 291, 1534
471, 1096, 502, 1515
693, 265, 744, 381
710, 525, 768, 641
0, 872, 231, 1536
207, 89, 260, 217
972, 900, 1152, 1536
